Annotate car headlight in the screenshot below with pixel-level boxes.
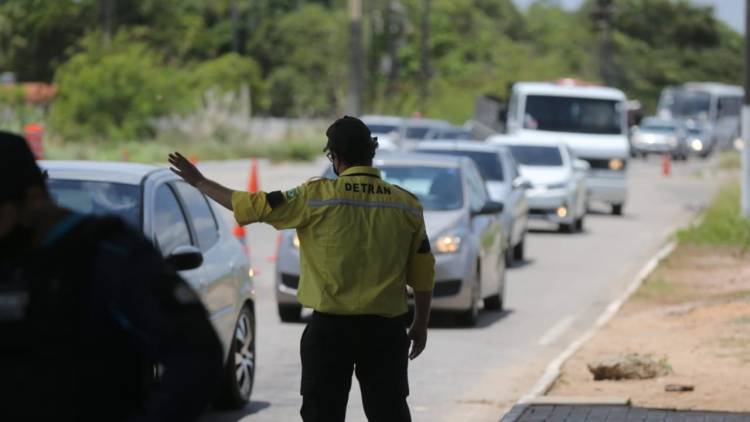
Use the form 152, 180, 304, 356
667, 136, 678, 147
608, 158, 624, 171
292, 233, 300, 249
547, 182, 567, 190
690, 138, 703, 152
435, 235, 462, 254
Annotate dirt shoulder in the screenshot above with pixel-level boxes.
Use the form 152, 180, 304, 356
547, 245, 750, 411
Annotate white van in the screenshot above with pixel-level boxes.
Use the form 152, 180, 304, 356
491, 80, 629, 215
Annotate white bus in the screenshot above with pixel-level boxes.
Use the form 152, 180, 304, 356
657, 82, 743, 154
491, 80, 629, 216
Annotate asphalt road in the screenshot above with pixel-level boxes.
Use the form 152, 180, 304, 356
196, 155, 722, 422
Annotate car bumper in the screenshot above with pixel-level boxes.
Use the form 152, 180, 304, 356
276, 248, 476, 312
586, 170, 627, 204
631, 142, 674, 154
526, 189, 576, 224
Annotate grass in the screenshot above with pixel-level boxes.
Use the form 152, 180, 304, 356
676, 182, 750, 250
44, 136, 323, 163
718, 150, 741, 170
633, 277, 695, 303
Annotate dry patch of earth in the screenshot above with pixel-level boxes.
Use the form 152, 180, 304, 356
547, 245, 750, 411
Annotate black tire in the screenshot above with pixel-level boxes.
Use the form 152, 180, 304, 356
575, 216, 584, 232
512, 237, 525, 261
611, 203, 623, 216
558, 222, 573, 233
215, 306, 255, 409
278, 303, 302, 322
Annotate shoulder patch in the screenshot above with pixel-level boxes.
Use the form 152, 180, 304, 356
284, 188, 300, 201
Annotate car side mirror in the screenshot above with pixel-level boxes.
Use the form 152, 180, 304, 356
573, 159, 590, 172
472, 200, 504, 216
512, 177, 532, 190
166, 245, 203, 271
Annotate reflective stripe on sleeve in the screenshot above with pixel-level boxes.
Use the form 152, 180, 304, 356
307, 198, 420, 216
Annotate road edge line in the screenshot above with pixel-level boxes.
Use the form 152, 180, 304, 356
516, 240, 677, 404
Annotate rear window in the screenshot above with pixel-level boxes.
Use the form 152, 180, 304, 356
380, 165, 463, 211
406, 126, 431, 139
367, 124, 399, 134
508, 145, 563, 166
47, 179, 141, 227
419, 149, 504, 181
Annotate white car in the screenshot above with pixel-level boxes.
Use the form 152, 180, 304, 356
41, 161, 257, 409
489, 139, 588, 233
360, 114, 401, 151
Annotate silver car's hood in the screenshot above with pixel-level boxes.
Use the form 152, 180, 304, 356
518, 165, 571, 186
424, 209, 466, 239
485, 181, 511, 202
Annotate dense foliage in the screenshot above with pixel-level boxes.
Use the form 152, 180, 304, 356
0, 0, 742, 142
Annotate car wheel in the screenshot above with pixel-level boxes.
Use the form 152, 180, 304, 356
575, 216, 584, 232
278, 303, 302, 322
215, 306, 255, 409
558, 222, 573, 233
512, 236, 525, 261
483, 257, 505, 311
456, 270, 480, 327
611, 203, 623, 216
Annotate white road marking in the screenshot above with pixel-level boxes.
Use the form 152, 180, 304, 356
518, 241, 677, 404
538, 316, 575, 346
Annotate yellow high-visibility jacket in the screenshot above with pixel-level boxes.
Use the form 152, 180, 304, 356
232, 166, 435, 317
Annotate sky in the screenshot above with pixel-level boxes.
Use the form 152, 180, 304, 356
512, 0, 745, 34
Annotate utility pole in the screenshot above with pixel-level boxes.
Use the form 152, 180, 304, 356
100, 0, 114, 44
592, 0, 614, 86
742, 0, 750, 217
230, 0, 240, 53
418, 0, 431, 112
348, 0, 364, 116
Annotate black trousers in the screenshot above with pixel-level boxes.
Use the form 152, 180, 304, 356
300, 311, 411, 422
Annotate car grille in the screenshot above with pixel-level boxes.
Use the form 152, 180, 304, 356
529, 208, 550, 216
281, 273, 299, 289
581, 157, 627, 171
433, 280, 462, 297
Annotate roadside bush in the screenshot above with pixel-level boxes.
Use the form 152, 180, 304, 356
677, 182, 750, 249
187, 53, 268, 112
50, 33, 183, 141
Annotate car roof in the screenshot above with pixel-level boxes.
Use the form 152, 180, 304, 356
487, 135, 564, 148
39, 160, 167, 185
513, 81, 626, 101
682, 82, 744, 96
403, 118, 452, 128
416, 140, 502, 153
374, 152, 467, 168
361, 115, 404, 125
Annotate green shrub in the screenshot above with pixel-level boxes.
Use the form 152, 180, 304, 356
50, 33, 183, 142
677, 182, 750, 249
187, 53, 268, 112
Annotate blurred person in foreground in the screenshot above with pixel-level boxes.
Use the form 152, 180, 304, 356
169, 115, 436, 422
0, 132, 223, 422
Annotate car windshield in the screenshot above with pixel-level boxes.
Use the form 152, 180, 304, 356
47, 179, 141, 228
405, 126, 432, 139
524, 95, 623, 134
419, 149, 503, 181
640, 119, 677, 133
659, 88, 711, 119
380, 165, 463, 211
367, 124, 399, 134
508, 145, 563, 166
430, 129, 475, 140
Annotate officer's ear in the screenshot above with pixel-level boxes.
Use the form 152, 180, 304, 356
22, 184, 49, 208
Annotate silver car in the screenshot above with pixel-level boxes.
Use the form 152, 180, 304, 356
415, 141, 530, 264
41, 161, 257, 409
489, 139, 588, 233
630, 116, 689, 160
274, 154, 506, 327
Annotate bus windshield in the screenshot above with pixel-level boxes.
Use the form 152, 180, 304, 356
659, 88, 711, 119
523, 95, 623, 135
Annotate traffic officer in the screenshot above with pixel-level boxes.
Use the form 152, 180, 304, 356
0, 132, 224, 422
168, 115, 436, 422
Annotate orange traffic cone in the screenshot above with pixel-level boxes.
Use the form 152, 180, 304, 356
661, 153, 671, 177
248, 158, 259, 193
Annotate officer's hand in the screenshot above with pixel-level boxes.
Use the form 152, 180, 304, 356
408, 323, 427, 360
168, 152, 204, 187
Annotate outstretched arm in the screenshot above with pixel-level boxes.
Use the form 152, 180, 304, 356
168, 152, 234, 210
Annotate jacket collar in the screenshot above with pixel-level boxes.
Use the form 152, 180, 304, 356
339, 166, 381, 179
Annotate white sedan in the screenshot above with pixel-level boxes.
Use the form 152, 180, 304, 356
490, 139, 588, 233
